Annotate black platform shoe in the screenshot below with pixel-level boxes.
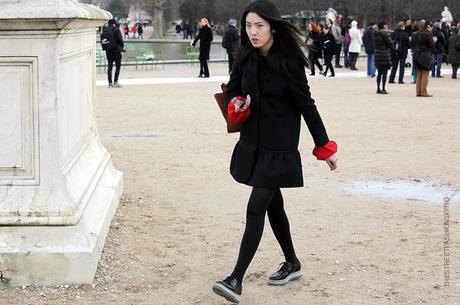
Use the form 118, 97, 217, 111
268, 260, 302, 286
212, 276, 242, 303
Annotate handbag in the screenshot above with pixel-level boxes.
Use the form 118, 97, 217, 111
213, 83, 241, 133
414, 50, 434, 70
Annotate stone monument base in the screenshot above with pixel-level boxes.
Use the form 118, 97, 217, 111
0, 164, 123, 286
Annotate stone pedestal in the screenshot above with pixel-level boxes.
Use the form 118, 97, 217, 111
0, 0, 123, 285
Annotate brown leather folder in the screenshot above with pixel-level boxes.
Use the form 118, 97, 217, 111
214, 83, 241, 133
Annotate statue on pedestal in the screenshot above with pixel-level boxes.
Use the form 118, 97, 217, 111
326, 7, 338, 26
441, 6, 453, 26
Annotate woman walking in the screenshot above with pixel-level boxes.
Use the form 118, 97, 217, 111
373, 20, 393, 94
192, 17, 213, 77
306, 21, 323, 75
211, 1, 338, 303
447, 26, 460, 79
348, 20, 362, 70
322, 25, 336, 77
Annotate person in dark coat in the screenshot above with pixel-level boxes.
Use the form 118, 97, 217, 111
192, 17, 213, 77
412, 20, 435, 97
211, 1, 337, 303
137, 23, 143, 39
389, 21, 410, 83
404, 18, 413, 37
222, 18, 241, 74
431, 22, 446, 77
447, 26, 460, 79
102, 19, 124, 88
373, 20, 393, 94
362, 23, 376, 77
306, 21, 323, 75
321, 25, 336, 76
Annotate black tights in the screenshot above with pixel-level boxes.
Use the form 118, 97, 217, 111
230, 188, 297, 284
377, 68, 388, 90
324, 55, 335, 76
308, 52, 323, 74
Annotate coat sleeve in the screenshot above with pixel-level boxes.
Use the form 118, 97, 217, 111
288, 63, 330, 147
192, 29, 201, 46
224, 58, 243, 109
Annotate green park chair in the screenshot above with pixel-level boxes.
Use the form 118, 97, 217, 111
96, 46, 107, 72
185, 45, 200, 65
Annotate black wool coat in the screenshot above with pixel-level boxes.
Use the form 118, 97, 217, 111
193, 26, 213, 60
373, 30, 393, 70
448, 34, 460, 65
225, 51, 330, 188
390, 29, 410, 59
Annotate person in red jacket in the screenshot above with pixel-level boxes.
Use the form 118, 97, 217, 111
211, 1, 338, 303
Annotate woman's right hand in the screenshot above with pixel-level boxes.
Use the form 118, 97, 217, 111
233, 95, 252, 113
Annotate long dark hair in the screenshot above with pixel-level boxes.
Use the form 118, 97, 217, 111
238, 0, 309, 76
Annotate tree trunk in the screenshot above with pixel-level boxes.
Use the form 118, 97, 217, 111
152, 5, 164, 39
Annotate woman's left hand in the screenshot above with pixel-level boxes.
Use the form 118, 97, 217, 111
325, 154, 338, 171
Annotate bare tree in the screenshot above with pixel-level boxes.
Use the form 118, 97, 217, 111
110, 0, 458, 37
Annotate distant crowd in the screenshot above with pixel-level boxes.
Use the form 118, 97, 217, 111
122, 22, 144, 39
304, 17, 460, 96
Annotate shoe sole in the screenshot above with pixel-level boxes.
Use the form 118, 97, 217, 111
267, 271, 303, 286
212, 283, 240, 303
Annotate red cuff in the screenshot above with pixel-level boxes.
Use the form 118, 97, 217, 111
312, 141, 337, 160
227, 97, 251, 123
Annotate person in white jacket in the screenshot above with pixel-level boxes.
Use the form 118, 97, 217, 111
348, 20, 363, 70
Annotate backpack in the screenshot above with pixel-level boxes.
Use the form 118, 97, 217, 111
100, 27, 117, 51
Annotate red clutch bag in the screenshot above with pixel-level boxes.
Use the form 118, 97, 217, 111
213, 83, 241, 133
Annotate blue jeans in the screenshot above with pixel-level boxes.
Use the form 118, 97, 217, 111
431, 53, 443, 77
343, 45, 350, 67
367, 53, 376, 76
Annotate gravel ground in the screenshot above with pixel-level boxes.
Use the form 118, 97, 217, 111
2, 61, 460, 305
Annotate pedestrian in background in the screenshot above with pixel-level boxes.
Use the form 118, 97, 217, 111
306, 21, 323, 75
431, 22, 446, 78
131, 23, 137, 39
412, 20, 435, 97
342, 25, 351, 68
362, 23, 376, 77
447, 26, 460, 79
373, 20, 393, 94
389, 21, 410, 84
137, 23, 144, 39
331, 17, 344, 68
321, 25, 336, 77
101, 19, 124, 88
123, 24, 129, 39
192, 17, 213, 78
222, 18, 241, 74
348, 20, 362, 70
404, 18, 413, 37
176, 23, 182, 39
